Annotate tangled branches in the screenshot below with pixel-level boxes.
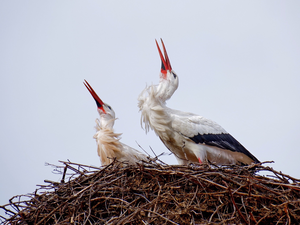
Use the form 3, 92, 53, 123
1, 160, 300, 224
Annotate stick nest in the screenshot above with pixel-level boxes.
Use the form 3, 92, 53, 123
1, 160, 300, 224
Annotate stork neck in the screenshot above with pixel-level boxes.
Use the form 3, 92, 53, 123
156, 79, 175, 102
100, 117, 115, 129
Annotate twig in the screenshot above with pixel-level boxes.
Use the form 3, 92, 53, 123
223, 181, 249, 224
144, 210, 179, 225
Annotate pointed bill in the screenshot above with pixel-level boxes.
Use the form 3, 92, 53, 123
155, 39, 167, 74
160, 39, 172, 70
156, 39, 172, 76
84, 80, 106, 113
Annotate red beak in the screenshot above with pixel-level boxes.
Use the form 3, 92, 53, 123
83, 80, 106, 113
155, 39, 172, 77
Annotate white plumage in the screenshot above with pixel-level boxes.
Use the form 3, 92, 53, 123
84, 80, 148, 166
138, 40, 260, 165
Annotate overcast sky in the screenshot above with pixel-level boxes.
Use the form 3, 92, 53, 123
1, 1, 300, 213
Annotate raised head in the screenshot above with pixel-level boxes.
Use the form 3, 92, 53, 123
155, 39, 179, 102
84, 80, 115, 128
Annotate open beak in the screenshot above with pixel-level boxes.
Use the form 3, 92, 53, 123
155, 39, 172, 77
83, 80, 106, 113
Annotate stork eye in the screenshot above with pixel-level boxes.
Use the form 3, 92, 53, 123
172, 72, 177, 79
107, 105, 112, 110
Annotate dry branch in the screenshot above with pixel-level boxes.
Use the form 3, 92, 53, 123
1, 160, 300, 224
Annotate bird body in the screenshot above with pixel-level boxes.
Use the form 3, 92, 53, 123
93, 120, 148, 165
138, 40, 260, 165
84, 80, 148, 166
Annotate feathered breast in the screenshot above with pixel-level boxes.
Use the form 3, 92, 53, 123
138, 85, 172, 140
94, 119, 122, 166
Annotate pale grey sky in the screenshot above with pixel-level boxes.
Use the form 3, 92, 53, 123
1, 1, 300, 212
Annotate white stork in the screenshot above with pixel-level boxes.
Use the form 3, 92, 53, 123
84, 80, 148, 166
138, 39, 260, 165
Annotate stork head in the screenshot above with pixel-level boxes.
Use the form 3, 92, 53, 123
155, 39, 179, 102
84, 80, 116, 128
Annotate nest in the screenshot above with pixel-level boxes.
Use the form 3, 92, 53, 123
1, 159, 300, 224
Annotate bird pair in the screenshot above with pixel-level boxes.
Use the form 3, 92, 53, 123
84, 40, 260, 166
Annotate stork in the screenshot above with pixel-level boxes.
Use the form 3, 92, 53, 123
84, 80, 148, 166
138, 39, 260, 165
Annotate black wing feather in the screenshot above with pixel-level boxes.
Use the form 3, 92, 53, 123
190, 133, 260, 163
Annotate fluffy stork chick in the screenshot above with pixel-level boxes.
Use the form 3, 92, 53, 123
138, 40, 260, 165
84, 80, 148, 166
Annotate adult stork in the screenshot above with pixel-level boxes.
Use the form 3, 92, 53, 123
138, 40, 260, 165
